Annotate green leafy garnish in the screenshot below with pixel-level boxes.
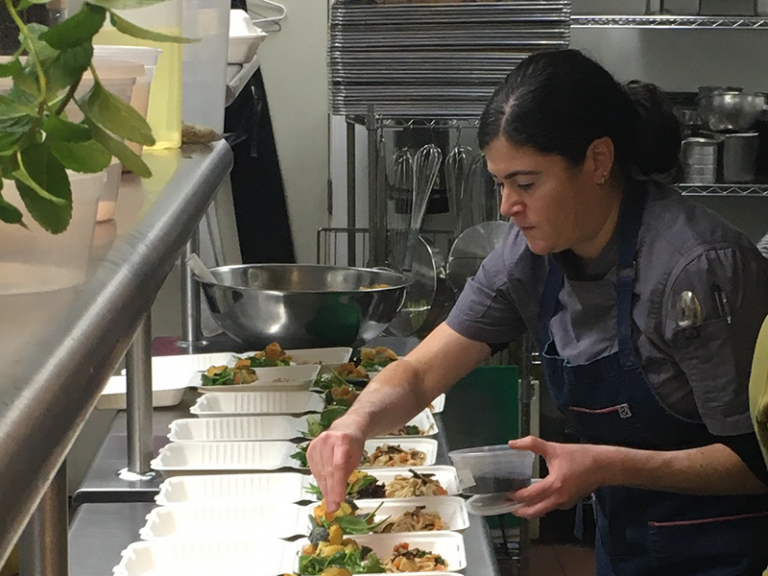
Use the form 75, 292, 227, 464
298, 546, 383, 575
302, 406, 349, 439
291, 444, 309, 467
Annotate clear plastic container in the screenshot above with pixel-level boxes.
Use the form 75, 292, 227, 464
182, 0, 230, 134
0, 171, 106, 294
448, 444, 534, 495
88, 0, 184, 149
94, 46, 161, 156
97, 159, 122, 222
65, 59, 144, 123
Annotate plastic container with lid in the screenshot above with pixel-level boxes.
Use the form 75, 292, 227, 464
448, 444, 535, 516
0, 170, 106, 294
64, 58, 145, 123
182, 0, 230, 134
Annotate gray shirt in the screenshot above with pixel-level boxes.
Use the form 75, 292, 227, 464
447, 183, 768, 436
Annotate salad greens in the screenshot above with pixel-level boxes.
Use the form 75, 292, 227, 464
302, 406, 348, 439
200, 366, 257, 387
298, 546, 383, 575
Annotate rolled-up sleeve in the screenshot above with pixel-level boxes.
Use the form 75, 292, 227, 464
664, 245, 768, 436
445, 245, 526, 345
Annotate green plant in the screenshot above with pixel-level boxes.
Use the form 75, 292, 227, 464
0, 0, 192, 233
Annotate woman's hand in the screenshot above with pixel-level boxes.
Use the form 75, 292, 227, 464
306, 424, 366, 513
507, 436, 607, 519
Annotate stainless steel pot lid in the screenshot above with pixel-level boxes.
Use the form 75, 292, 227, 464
447, 221, 510, 293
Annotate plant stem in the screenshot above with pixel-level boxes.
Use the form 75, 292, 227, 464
6, 0, 47, 102
54, 75, 82, 116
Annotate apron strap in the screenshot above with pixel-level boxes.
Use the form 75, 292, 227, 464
616, 188, 648, 366
539, 259, 564, 341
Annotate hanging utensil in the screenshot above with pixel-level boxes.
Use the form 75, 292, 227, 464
447, 220, 509, 294
445, 145, 474, 240
389, 148, 413, 270
403, 143, 442, 271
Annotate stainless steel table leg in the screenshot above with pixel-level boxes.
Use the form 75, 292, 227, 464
119, 314, 155, 480
20, 463, 67, 576
517, 333, 536, 576
178, 229, 206, 348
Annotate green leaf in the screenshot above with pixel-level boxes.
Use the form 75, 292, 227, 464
0, 184, 25, 225
13, 144, 72, 233
87, 121, 151, 177
89, 0, 173, 9
45, 43, 94, 95
0, 115, 36, 157
24, 0, 54, 5
20, 24, 57, 62
78, 80, 154, 145
51, 139, 112, 173
0, 58, 22, 78
109, 12, 198, 44
40, 4, 107, 50
0, 94, 36, 119
44, 115, 91, 143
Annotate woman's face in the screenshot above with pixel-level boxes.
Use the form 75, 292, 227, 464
484, 136, 619, 257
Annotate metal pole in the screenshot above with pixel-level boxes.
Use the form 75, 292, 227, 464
366, 105, 384, 267
121, 314, 155, 479
179, 229, 205, 346
20, 463, 67, 576
517, 333, 536, 576
346, 119, 357, 267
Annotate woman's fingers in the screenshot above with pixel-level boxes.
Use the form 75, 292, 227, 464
307, 429, 364, 512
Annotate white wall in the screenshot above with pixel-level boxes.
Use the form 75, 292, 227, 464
250, 0, 330, 264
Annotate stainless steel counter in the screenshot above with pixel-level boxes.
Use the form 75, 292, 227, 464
69, 399, 501, 576
0, 142, 233, 565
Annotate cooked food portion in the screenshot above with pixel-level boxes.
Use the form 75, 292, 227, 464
310, 499, 386, 536
385, 543, 448, 572
360, 346, 398, 371
299, 536, 384, 574
307, 470, 448, 501
304, 406, 349, 439
324, 383, 362, 408
364, 445, 427, 468
237, 341, 292, 367
389, 424, 433, 436
385, 470, 448, 498
337, 362, 369, 381
200, 363, 257, 387
381, 506, 447, 533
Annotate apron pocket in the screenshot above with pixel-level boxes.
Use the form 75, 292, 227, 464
648, 511, 768, 575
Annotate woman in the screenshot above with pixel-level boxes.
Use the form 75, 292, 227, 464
307, 49, 768, 575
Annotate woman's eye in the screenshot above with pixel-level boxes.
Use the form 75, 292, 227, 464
517, 182, 534, 191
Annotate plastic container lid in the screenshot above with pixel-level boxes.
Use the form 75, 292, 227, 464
466, 493, 522, 517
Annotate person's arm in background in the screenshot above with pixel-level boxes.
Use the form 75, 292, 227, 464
308, 324, 490, 512
308, 231, 528, 511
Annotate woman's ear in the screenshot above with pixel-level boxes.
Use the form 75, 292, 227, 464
585, 137, 616, 185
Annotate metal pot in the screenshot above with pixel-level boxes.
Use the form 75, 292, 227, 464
698, 92, 768, 132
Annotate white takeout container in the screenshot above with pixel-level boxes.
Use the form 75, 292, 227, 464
194, 364, 320, 393
228, 346, 353, 369
167, 409, 437, 442
190, 391, 324, 417
155, 472, 308, 506
150, 438, 438, 477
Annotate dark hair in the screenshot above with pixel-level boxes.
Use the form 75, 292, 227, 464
478, 49, 682, 183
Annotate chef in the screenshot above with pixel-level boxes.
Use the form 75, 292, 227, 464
307, 49, 768, 575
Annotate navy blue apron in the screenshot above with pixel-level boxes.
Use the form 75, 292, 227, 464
538, 188, 768, 576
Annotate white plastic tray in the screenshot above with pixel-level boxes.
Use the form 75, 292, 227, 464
168, 409, 437, 443
291, 532, 467, 572
139, 503, 307, 540
155, 472, 308, 506
150, 441, 301, 476
112, 538, 288, 576
308, 496, 470, 533
194, 364, 320, 393
97, 375, 186, 410
150, 439, 437, 476
304, 466, 462, 500
168, 415, 307, 442
190, 391, 324, 417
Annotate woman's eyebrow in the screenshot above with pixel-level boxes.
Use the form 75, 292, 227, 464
490, 169, 542, 180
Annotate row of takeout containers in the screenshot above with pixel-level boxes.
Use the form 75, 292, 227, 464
112, 346, 470, 576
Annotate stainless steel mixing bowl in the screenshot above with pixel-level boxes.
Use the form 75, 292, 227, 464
200, 264, 411, 348
697, 92, 768, 132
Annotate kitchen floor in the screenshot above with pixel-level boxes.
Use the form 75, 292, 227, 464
529, 544, 595, 576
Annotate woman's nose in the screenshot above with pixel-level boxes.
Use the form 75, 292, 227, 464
499, 187, 523, 219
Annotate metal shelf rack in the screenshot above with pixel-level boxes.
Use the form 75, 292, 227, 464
677, 183, 768, 195
571, 15, 768, 28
